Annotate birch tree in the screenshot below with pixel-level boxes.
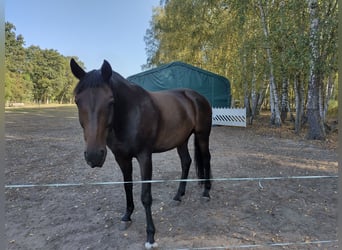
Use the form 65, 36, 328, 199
307, 0, 325, 139
257, 0, 281, 126
144, 0, 338, 134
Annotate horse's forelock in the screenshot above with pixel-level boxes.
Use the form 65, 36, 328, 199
73, 68, 129, 96
73, 70, 107, 95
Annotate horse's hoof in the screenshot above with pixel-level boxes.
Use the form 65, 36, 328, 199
201, 195, 210, 203
145, 241, 158, 249
119, 220, 132, 231
173, 195, 182, 202
170, 199, 181, 207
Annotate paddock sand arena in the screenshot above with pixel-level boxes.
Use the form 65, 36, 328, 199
5, 106, 338, 249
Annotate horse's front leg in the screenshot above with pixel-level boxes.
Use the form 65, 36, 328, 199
115, 155, 134, 230
137, 152, 158, 249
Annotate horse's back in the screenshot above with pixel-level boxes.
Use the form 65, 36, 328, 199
149, 88, 211, 152
180, 88, 212, 129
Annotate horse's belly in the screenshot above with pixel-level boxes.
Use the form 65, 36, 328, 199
153, 122, 193, 152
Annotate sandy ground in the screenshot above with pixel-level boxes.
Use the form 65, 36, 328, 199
5, 106, 338, 249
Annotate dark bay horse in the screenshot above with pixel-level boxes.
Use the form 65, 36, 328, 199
70, 58, 212, 248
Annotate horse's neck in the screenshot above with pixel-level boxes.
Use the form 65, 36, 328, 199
109, 80, 140, 145
112, 79, 134, 101
112, 76, 147, 104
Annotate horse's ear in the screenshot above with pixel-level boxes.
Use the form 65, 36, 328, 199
101, 60, 112, 82
70, 58, 86, 79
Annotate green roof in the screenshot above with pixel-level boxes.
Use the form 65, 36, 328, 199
127, 61, 231, 108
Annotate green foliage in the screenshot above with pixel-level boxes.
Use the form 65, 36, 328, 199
144, 0, 338, 111
5, 22, 82, 104
327, 100, 338, 117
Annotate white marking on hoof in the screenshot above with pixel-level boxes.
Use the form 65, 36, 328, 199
201, 196, 210, 203
145, 242, 158, 249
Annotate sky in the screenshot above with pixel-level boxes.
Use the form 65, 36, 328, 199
5, 0, 161, 77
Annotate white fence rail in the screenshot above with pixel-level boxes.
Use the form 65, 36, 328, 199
212, 108, 246, 127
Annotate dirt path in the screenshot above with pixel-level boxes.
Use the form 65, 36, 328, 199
5, 106, 338, 249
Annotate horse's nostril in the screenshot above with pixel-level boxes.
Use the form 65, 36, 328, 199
84, 149, 106, 168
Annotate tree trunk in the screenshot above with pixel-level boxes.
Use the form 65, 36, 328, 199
258, 74, 269, 112
322, 73, 335, 122
307, 0, 325, 139
269, 79, 275, 123
280, 74, 289, 123
250, 53, 259, 124
294, 74, 304, 134
242, 52, 252, 120
258, 0, 281, 126
244, 92, 251, 120
318, 82, 324, 120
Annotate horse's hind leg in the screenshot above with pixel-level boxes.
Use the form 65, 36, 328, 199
194, 133, 211, 199
173, 141, 192, 201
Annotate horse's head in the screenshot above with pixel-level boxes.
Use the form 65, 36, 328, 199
70, 58, 114, 168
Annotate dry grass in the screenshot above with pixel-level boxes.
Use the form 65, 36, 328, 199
5, 103, 76, 110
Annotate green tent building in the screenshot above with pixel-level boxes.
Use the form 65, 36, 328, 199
127, 61, 231, 108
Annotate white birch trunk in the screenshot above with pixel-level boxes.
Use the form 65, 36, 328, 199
258, 0, 281, 126
318, 83, 323, 119
322, 73, 335, 122
307, 0, 325, 139
250, 51, 259, 124
242, 52, 251, 118
281, 75, 289, 122
259, 74, 269, 111
294, 74, 304, 134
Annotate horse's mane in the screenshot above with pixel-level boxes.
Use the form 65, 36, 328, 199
73, 70, 130, 95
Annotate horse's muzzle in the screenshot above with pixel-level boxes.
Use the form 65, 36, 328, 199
84, 148, 107, 168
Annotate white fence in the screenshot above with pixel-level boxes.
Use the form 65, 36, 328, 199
212, 108, 246, 127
